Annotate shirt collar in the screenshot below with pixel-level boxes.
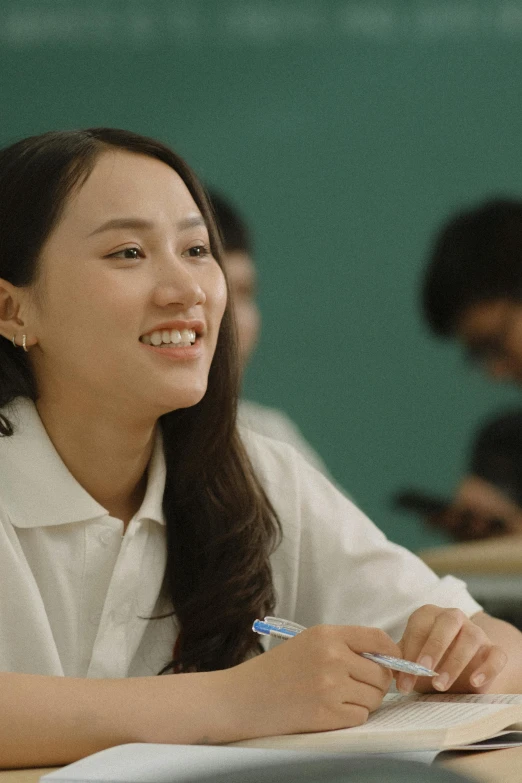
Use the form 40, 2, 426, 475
132, 427, 166, 527
0, 397, 166, 529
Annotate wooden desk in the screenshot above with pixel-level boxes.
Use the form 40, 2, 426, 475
2, 749, 522, 783
419, 537, 522, 627
0, 771, 58, 783
419, 536, 522, 575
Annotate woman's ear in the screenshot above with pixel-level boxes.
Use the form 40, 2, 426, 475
0, 277, 38, 348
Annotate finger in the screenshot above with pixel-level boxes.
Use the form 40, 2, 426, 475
396, 605, 441, 693
346, 653, 394, 692
297, 626, 394, 694
338, 703, 370, 729
341, 626, 401, 658
468, 645, 508, 689
396, 604, 456, 693
342, 627, 398, 690
399, 605, 440, 663
341, 678, 387, 713
411, 608, 466, 673
430, 621, 486, 691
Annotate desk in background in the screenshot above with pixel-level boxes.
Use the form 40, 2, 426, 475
419, 537, 522, 630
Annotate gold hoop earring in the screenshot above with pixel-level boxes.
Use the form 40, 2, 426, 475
22, 334, 28, 352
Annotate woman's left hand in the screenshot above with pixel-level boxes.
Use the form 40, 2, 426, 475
396, 605, 508, 694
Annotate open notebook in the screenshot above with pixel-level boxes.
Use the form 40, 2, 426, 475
230, 692, 522, 753
40, 693, 522, 783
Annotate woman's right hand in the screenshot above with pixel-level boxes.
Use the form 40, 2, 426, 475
219, 624, 400, 741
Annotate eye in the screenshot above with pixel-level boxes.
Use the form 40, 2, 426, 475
182, 244, 211, 259
107, 247, 143, 260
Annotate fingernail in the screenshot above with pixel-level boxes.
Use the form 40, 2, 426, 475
433, 673, 449, 691
418, 656, 433, 671
398, 676, 414, 694
472, 672, 486, 687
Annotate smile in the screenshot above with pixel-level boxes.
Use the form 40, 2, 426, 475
140, 328, 197, 348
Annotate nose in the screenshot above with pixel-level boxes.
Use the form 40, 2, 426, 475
152, 253, 206, 310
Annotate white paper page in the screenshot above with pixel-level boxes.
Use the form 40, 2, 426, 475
385, 693, 522, 706
454, 731, 522, 750
40, 744, 322, 783
40, 743, 438, 783
416, 693, 522, 706
348, 699, 510, 734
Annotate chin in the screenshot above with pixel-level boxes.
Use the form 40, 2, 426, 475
160, 385, 208, 413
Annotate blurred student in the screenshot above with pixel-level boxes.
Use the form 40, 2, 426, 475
423, 197, 522, 385
209, 190, 330, 474
421, 198, 522, 541
400, 410, 522, 541
446, 410, 522, 539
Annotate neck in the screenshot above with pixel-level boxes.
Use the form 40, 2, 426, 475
36, 388, 157, 526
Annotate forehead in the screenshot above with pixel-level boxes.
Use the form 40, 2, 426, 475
59, 149, 200, 231
457, 299, 513, 341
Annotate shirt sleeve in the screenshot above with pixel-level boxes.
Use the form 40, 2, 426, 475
242, 430, 482, 643
238, 400, 331, 476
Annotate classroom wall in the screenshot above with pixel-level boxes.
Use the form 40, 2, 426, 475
1, 0, 521, 549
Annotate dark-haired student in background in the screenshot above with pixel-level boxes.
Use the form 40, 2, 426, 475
421, 411, 522, 541
423, 198, 522, 541
424, 198, 522, 385
208, 190, 332, 475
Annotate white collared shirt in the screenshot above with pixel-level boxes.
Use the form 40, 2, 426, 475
0, 398, 481, 678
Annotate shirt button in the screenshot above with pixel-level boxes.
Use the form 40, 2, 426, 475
99, 530, 114, 546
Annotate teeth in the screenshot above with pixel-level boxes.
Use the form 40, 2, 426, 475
180, 329, 195, 343
141, 328, 197, 346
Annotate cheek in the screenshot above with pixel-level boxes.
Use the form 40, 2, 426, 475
43, 271, 139, 342
211, 268, 228, 321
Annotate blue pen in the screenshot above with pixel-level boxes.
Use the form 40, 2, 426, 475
253, 616, 438, 677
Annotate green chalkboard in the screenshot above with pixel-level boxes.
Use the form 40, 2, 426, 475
1, 0, 521, 550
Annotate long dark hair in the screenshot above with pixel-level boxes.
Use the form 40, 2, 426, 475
0, 128, 281, 673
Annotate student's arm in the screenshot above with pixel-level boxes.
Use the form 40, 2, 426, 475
0, 670, 229, 768
396, 606, 522, 694
0, 625, 400, 769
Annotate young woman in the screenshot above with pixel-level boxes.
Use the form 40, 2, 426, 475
0, 129, 521, 769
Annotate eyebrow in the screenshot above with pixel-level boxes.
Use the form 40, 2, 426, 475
87, 214, 207, 237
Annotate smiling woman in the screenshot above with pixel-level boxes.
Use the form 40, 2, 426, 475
0, 129, 271, 674
1, 130, 522, 769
